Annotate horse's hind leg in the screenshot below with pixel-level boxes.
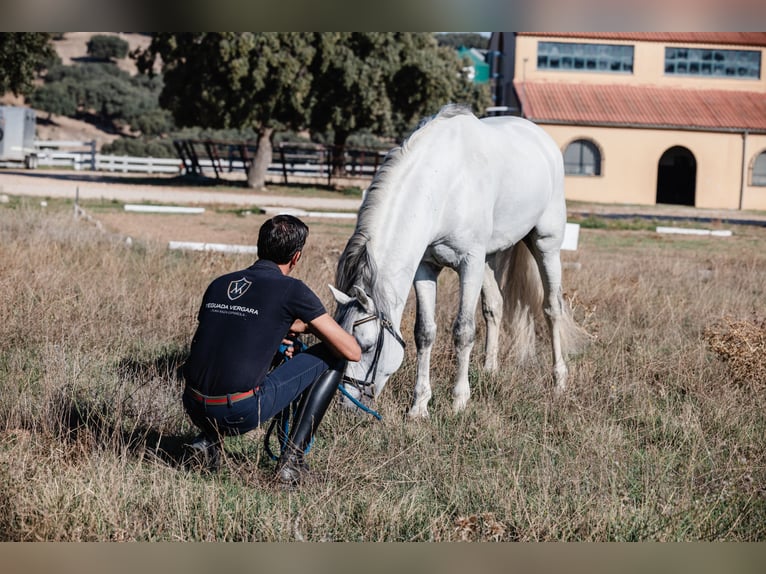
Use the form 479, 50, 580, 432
410, 261, 441, 418
524, 231, 568, 394
481, 253, 504, 373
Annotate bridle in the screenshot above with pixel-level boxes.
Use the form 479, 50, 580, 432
339, 311, 406, 420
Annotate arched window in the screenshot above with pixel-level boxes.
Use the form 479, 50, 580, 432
563, 139, 601, 176
752, 151, 766, 186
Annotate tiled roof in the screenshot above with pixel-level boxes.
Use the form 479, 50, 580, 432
517, 32, 766, 48
515, 81, 766, 132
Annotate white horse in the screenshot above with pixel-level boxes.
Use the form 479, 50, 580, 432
331, 104, 585, 418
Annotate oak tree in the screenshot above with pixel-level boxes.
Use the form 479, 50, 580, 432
135, 33, 314, 189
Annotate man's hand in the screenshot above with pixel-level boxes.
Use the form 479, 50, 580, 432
281, 336, 296, 359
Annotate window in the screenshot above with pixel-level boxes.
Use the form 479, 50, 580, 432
665, 47, 761, 79
537, 42, 633, 73
753, 151, 766, 186
564, 140, 601, 176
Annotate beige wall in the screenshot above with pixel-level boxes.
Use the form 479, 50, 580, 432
515, 35, 766, 94
511, 34, 766, 211
743, 133, 766, 211
540, 124, 766, 211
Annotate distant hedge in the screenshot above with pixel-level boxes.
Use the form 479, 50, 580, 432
101, 137, 176, 158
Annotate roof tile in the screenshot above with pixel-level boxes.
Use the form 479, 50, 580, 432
515, 82, 766, 131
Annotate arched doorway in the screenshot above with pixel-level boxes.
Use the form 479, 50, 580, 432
656, 146, 696, 206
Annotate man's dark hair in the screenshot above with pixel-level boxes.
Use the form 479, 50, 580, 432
257, 214, 309, 264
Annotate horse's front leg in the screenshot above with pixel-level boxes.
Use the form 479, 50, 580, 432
452, 254, 485, 413
409, 262, 441, 419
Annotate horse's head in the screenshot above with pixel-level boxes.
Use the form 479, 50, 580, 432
330, 284, 406, 412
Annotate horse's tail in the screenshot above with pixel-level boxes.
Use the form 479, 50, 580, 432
494, 242, 587, 362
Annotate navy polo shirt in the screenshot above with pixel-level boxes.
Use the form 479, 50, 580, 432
182, 259, 326, 396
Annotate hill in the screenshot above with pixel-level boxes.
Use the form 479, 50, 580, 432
1, 33, 154, 149
53, 32, 154, 76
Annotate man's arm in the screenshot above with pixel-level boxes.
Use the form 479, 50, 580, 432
308, 313, 361, 362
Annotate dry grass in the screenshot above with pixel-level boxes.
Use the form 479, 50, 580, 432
704, 316, 766, 389
1, 196, 765, 541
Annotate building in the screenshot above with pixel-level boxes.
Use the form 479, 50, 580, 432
458, 46, 490, 84
487, 32, 766, 211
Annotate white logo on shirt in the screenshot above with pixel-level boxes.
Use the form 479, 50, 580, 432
227, 277, 252, 300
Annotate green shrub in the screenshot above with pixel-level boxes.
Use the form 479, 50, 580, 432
28, 82, 78, 117
86, 35, 129, 61
36, 62, 172, 136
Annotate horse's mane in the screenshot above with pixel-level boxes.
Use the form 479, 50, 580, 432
335, 104, 475, 315
335, 231, 376, 294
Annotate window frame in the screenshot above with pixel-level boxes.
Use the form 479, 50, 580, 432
537, 41, 634, 74
751, 150, 766, 186
563, 139, 602, 177
665, 46, 761, 80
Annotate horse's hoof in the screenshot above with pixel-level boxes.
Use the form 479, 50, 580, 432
451, 396, 469, 414
483, 361, 498, 373
407, 405, 429, 419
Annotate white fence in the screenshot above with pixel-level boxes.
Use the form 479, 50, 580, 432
31, 142, 382, 179
33, 151, 323, 176
34, 145, 184, 174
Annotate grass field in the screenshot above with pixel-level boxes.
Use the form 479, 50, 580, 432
1, 195, 764, 541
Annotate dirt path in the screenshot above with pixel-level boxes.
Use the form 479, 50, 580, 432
4, 169, 766, 224
0, 170, 364, 212
0, 170, 365, 247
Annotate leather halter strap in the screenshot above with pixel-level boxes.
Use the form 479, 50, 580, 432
341, 312, 406, 401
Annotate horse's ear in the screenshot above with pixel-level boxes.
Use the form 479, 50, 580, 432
350, 284, 374, 313
329, 285, 353, 306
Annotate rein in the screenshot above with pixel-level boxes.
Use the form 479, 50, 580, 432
264, 311, 404, 460
340, 312, 406, 421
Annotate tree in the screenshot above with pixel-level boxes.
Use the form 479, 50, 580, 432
27, 82, 78, 119
87, 34, 130, 61
135, 33, 315, 189
387, 34, 492, 136
306, 33, 396, 174
0, 33, 56, 96
30, 62, 173, 136
308, 33, 492, 174
435, 33, 489, 50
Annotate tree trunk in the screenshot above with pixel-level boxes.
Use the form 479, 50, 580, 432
331, 130, 349, 177
247, 127, 274, 190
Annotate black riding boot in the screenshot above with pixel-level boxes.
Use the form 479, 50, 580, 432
185, 431, 221, 471
276, 367, 343, 485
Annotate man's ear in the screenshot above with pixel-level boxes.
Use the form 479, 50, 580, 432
290, 250, 302, 268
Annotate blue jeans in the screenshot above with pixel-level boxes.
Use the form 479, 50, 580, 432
183, 344, 344, 437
